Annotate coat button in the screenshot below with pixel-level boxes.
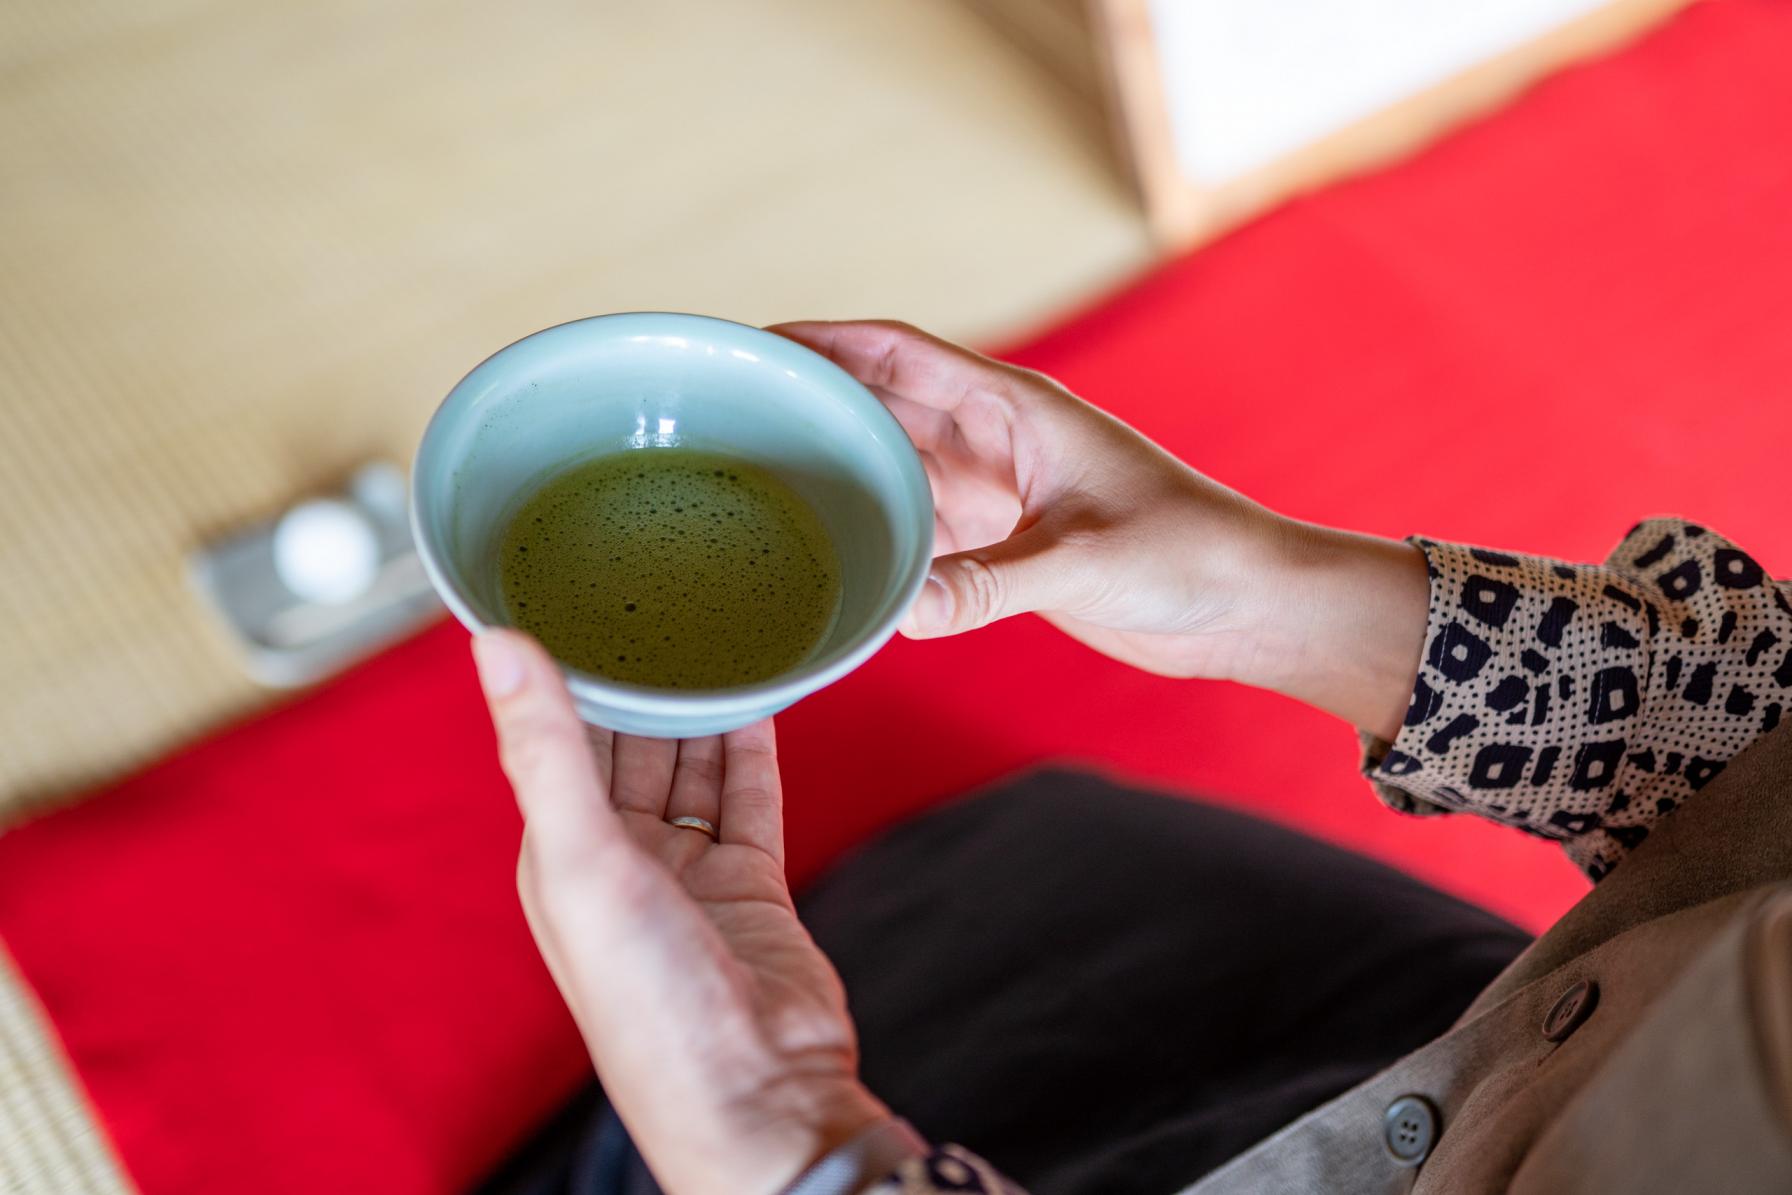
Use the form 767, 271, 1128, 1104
1383, 1095, 1439, 1166
1542, 979, 1599, 1043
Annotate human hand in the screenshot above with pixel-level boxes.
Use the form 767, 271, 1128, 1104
473, 630, 888, 1195
771, 319, 1297, 679
770, 320, 1428, 739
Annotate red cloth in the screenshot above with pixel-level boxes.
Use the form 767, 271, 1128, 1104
7, 2, 1792, 1190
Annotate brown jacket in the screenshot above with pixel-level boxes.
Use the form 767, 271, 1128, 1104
1186, 718, 1792, 1192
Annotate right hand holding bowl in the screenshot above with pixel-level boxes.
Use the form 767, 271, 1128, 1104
770, 320, 1429, 742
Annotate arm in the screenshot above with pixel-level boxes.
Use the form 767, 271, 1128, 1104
773, 321, 1792, 878
1250, 524, 1432, 742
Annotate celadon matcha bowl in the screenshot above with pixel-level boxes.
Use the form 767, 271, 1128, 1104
412, 312, 934, 737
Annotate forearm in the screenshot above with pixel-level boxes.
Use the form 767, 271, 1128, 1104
1270, 516, 1792, 879
1245, 521, 1431, 742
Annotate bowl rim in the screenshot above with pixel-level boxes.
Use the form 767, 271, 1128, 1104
410, 311, 935, 718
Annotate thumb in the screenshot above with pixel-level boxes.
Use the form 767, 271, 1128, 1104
472, 629, 625, 874
903, 524, 1084, 638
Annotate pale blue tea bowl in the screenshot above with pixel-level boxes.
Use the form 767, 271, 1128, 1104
411, 313, 934, 737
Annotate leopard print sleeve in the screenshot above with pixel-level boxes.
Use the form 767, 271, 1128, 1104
1363, 517, 1792, 879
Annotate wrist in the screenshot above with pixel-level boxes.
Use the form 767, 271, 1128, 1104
706, 1077, 892, 1195
778, 1115, 928, 1195
1141, 489, 1318, 685
774, 1079, 894, 1185
1244, 522, 1430, 738
1188, 511, 1332, 690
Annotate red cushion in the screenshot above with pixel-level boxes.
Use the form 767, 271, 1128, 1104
7, 2, 1792, 1190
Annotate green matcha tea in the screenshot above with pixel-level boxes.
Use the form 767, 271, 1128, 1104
497, 448, 842, 688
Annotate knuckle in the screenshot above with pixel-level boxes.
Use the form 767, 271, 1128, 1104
726, 783, 779, 815
734, 743, 779, 770
495, 735, 541, 785
954, 555, 1006, 626
607, 774, 657, 809
676, 752, 725, 787
997, 361, 1068, 404
496, 713, 577, 783
866, 317, 922, 338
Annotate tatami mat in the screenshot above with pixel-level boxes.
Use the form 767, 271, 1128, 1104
0, 0, 1149, 823
0, 948, 131, 1194
0, 5, 1144, 1185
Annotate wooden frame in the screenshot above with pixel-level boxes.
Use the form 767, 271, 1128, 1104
1091, 0, 1695, 247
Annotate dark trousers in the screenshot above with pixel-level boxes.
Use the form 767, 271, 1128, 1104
481, 769, 1531, 1195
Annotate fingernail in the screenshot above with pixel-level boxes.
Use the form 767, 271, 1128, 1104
473, 632, 525, 698
909, 573, 952, 633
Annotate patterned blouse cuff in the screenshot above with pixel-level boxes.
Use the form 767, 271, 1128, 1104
1358, 520, 1792, 880
1356, 534, 1656, 871
1360, 729, 1449, 817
